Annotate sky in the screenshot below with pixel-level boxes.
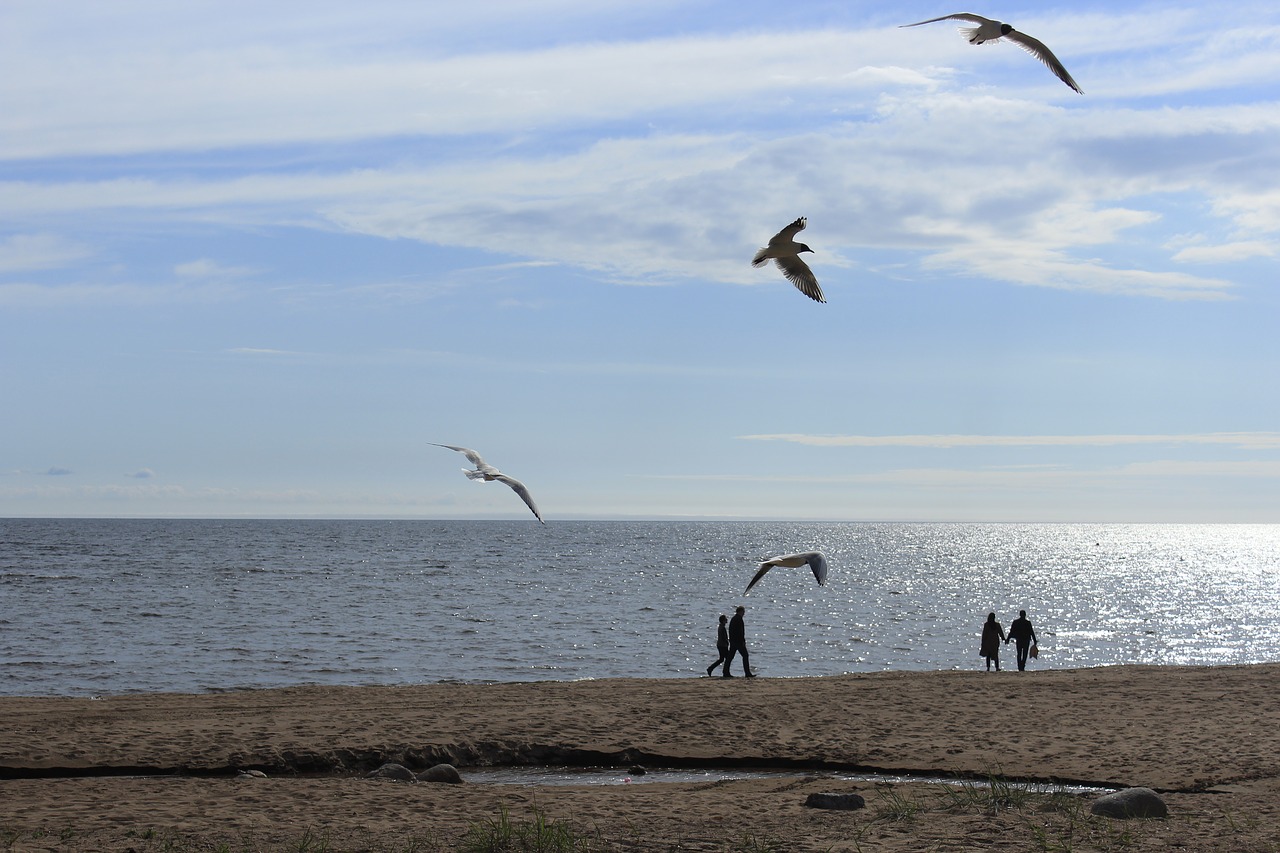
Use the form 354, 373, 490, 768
2, 0, 1279, 522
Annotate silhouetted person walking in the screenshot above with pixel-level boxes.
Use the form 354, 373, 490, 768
724, 606, 754, 677
706, 614, 730, 676
1005, 609, 1038, 671
980, 612, 1006, 671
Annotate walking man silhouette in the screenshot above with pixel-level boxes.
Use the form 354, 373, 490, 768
1006, 609, 1039, 671
723, 606, 754, 677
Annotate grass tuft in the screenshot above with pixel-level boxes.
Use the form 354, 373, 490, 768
873, 786, 922, 822
458, 803, 602, 853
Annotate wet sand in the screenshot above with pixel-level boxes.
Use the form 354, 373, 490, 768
2, 664, 1278, 851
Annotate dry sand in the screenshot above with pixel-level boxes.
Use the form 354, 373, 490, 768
2, 664, 1279, 851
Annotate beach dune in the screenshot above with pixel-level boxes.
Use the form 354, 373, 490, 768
2, 665, 1279, 851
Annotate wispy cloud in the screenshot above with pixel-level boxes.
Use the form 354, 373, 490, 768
643, 459, 1280, 485
225, 347, 314, 357
174, 258, 255, 279
0, 234, 89, 272
0, 280, 238, 309
1171, 240, 1276, 264
7, 5, 1274, 161
0, 25, 952, 160
739, 432, 1280, 450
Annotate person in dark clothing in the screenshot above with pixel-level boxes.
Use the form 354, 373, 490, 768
1005, 609, 1038, 671
980, 612, 1006, 671
706, 614, 730, 676
724, 605, 754, 677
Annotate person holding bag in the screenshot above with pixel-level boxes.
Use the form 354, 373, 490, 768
1006, 609, 1039, 671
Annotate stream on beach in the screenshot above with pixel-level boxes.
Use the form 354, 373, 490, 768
455, 765, 1112, 793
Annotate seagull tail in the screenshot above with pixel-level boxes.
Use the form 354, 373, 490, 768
751, 248, 770, 267
462, 469, 486, 481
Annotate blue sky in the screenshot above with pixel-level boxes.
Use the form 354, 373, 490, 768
3, 0, 1279, 521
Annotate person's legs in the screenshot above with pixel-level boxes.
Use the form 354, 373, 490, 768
740, 647, 753, 677
1016, 642, 1029, 670
722, 647, 738, 677
708, 649, 728, 675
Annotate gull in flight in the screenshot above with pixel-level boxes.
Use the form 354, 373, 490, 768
431, 443, 545, 524
744, 551, 829, 595
900, 13, 1083, 94
752, 217, 825, 303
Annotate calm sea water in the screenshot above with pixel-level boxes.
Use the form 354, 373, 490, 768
2, 519, 1279, 697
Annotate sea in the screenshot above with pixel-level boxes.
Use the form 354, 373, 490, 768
2, 519, 1279, 697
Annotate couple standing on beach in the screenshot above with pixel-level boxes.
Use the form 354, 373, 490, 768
706, 606, 754, 677
981, 610, 1039, 671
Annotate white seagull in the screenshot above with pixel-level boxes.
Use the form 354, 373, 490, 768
900, 13, 1083, 94
431, 443, 545, 524
744, 551, 830, 595
752, 217, 825, 303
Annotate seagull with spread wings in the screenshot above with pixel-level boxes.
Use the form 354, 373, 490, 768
900, 13, 1083, 94
744, 551, 829, 595
752, 217, 825, 303
431, 443, 545, 524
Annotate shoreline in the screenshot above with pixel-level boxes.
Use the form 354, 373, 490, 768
8, 656, 1276, 699
3, 664, 1280, 851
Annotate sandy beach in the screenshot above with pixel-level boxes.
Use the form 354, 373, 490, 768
2, 664, 1279, 851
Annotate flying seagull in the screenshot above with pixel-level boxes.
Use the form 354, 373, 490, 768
752, 217, 825, 303
430, 443, 545, 524
744, 551, 830, 595
900, 13, 1083, 94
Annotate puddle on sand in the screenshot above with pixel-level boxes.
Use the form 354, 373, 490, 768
459, 765, 1109, 794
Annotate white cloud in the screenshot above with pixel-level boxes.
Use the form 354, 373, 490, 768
7, 4, 1276, 162
852, 460, 1280, 486
0, 98, 1264, 301
645, 458, 1280, 487
174, 259, 255, 278
0, 234, 89, 272
739, 432, 1280, 450
0, 280, 238, 309
0, 24, 936, 160
225, 347, 315, 358
1120, 460, 1280, 477
1209, 188, 1280, 237
1171, 241, 1275, 263
2, 5, 1278, 305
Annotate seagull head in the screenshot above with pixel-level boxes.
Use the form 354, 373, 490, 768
798, 243, 814, 254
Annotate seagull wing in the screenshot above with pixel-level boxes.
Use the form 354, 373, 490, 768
899, 13, 992, 28
431, 443, 500, 476
746, 552, 829, 593
806, 552, 830, 587
744, 561, 776, 595
775, 256, 826, 303
770, 216, 808, 247
1005, 29, 1083, 93
493, 473, 545, 524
